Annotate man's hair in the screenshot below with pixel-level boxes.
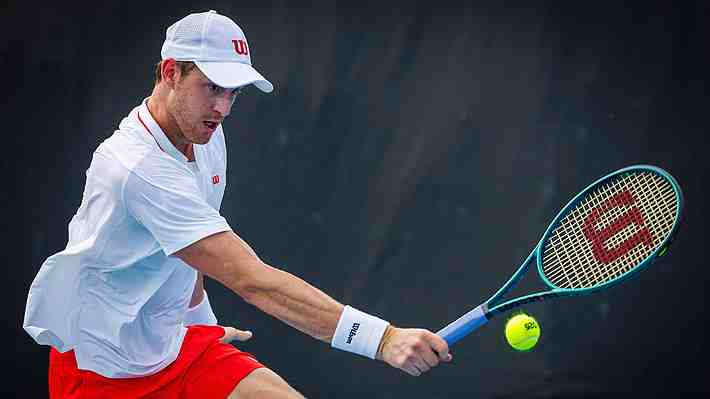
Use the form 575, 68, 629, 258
154, 60, 197, 85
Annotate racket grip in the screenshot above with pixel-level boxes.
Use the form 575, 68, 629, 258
436, 305, 489, 346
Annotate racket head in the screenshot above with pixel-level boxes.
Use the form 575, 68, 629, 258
535, 165, 683, 293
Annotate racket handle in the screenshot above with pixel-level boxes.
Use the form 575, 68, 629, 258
436, 305, 489, 346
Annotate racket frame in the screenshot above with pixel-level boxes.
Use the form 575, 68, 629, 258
437, 165, 684, 346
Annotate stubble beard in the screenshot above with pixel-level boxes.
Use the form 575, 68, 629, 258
175, 94, 212, 145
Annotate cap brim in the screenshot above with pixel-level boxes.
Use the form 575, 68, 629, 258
195, 61, 274, 93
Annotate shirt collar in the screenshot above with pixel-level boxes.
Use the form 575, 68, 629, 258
136, 97, 190, 164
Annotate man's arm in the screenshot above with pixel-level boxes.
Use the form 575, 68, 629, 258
189, 272, 206, 308
176, 230, 343, 342
184, 272, 219, 326
174, 230, 452, 375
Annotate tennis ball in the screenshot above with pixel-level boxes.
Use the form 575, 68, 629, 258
505, 313, 540, 351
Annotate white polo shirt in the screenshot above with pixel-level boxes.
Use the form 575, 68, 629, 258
23, 98, 231, 378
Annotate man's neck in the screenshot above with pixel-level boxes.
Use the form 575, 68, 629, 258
146, 88, 194, 161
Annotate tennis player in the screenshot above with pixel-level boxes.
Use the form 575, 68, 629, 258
23, 10, 451, 398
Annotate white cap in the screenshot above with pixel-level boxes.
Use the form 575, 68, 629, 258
161, 10, 273, 93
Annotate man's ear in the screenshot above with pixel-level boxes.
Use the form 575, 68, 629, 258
160, 59, 179, 88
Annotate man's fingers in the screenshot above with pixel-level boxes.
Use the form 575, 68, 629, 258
220, 326, 253, 343
404, 364, 422, 377
411, 357, 431, 374
381, 328, 454, 376
425, 331, 451, 361
233, 329, 253, 341
420, 347, 439, 368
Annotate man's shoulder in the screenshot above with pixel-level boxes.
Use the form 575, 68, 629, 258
94, 134, 153, 175
95, 110, 163, 175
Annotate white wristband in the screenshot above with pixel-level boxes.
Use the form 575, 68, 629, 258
184, 291, 218, 326
331, 305, 389, 359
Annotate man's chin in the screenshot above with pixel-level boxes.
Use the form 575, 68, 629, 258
193, 136, 211, 145
191, 130, 213, 145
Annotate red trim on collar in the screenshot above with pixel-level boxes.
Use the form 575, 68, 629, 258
137, 110, 165, 153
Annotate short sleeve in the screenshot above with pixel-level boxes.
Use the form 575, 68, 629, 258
123, 161, 231, 256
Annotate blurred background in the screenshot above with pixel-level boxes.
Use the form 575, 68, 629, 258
6, 0, 709, 397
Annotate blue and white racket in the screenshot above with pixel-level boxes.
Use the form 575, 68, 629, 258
437, 165, 684, 346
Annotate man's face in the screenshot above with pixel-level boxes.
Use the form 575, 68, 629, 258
167, 65, 241, 145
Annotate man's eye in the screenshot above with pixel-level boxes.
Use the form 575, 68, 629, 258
210, 84, 223, 94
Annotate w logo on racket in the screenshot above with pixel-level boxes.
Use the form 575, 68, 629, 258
582, 190, 655, 264
232, 39, 249, 56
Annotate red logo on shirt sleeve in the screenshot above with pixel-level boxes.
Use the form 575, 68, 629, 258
212, 175, 220, 185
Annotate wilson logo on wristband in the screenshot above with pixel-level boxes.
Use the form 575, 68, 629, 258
332, 306, 388, 359
346, 323, 360, 343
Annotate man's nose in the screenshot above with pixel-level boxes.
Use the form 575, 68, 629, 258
214, 95, 232, 117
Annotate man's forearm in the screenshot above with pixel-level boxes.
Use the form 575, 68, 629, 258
236, 263, 344, 343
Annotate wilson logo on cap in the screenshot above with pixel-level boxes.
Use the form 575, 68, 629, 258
232, 39, 249, 56
212, 175, 220, 185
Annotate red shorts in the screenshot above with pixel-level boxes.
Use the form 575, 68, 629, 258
49, 325, 264, 399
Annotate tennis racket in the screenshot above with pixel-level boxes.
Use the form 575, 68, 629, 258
437, 164, 683, 346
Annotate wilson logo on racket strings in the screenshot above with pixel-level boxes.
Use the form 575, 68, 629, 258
346, 323, 360, 344
582, 190, 654, 264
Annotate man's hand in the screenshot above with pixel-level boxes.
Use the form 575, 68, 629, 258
220, 326, 253, 343
376, 325, 452, 376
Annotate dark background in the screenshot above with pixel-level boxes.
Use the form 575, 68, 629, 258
5, 1, 709, 397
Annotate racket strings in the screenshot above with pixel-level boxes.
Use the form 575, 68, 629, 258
542, 172, 677, 289
545, 180, 626, 288
562, 174, 675, 286
545, 173, 676, 288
